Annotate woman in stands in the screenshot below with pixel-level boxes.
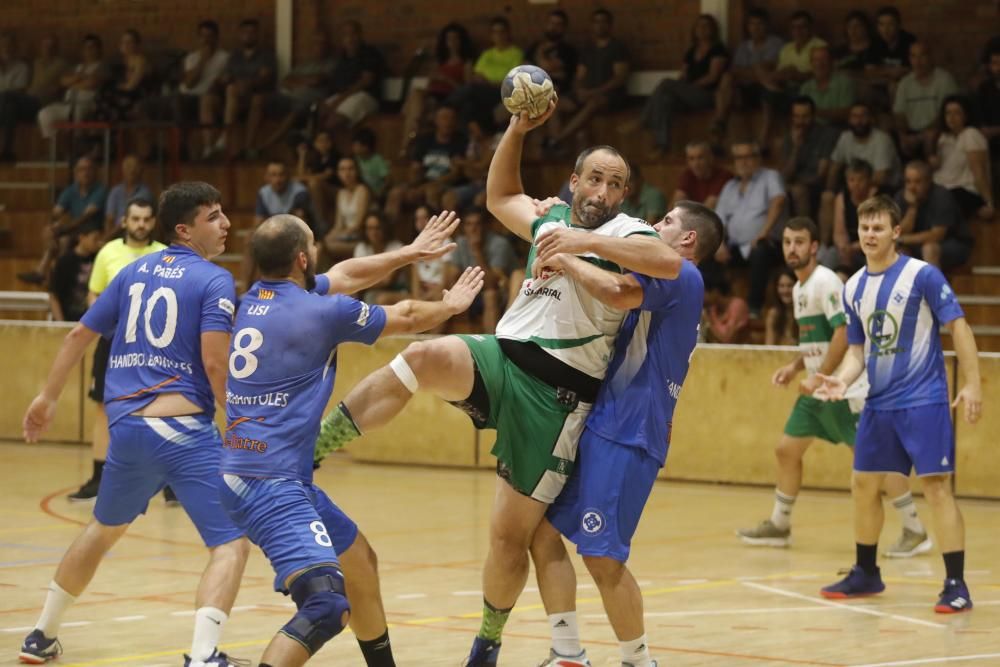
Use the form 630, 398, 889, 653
765, 268, 798, 346
323, 156, 371, 261
354, 212, 410, 304
929, 95, 995, 220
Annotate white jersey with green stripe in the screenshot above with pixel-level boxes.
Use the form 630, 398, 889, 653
794, 264, 868, 402
496, 204, 657, 379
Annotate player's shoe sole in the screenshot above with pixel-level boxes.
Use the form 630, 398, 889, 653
737, 533, 791, 547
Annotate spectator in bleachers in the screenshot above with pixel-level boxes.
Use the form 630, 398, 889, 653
896, 160, 972, 270
527, 9, 578, 96
48, 220, 103, 322
825, 101, 901, 193
977, 42, 1000, 156
715, 8, 784, 150
411, 204, 452, 300
320, 21, 385, 136
931, 95, 994, 220
449, 17, 523, 126
893, 42, 958, 158
969, 36, 1000, 89
834, 11, 880, 73
296, 129, 340, 228
254, 160, 312, 227
175, 20, 229, 154
780, 96, 838, 220
700, 260, 750, 343
104, 154, 153, 230
355, 213, 410, 304
765, 268, 798, 346
871, 6, 916, 83
799, 45, 855, 125
441, 115, 498, 214
0, 34, 66, 161
547, 8, 630, 151
19, 156, 107, 285
94, 30, 151, 123
621, 164, 667, 225
37, 34, 109, 140
0, 33, 29, 99
204, 18, 276, 158
323, 156, 371, 260
447, 206, 516, 333
400, 22, 476, 158
671, 140, 731, 209
759, 10, 826, 125
714, 139, 787, 317
351, 126, 389, 200
633, 14, 728, 158
833, 158, 877, 270
254, 29, 336, 156
385, 104, 465, 225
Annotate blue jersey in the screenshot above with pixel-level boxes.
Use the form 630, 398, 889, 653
843, 255, 963, 410
220, 274, 387, 483
81, 245, 236, 426
587, 260, 704, 465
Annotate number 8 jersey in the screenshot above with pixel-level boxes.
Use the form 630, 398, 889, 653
81, 245, 237, 426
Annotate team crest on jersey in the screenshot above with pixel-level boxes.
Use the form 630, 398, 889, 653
940, 284, 953, 302
162, 255, 176, 264
797, 294, 808, 311
581, 509, 606, 535
892, 291, 905, 305
867, 309, 900, 354
356, 302, 370, 326
258, 288, 275, 300
218, 298, 235, 316
828, 292, 839, 308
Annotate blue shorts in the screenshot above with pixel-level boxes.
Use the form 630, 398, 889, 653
546, 429, 661, 562
219, 475, 359, 592
95, 414, 244, 548
854, 404, 955, 476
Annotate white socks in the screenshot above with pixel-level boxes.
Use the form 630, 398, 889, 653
548, 611, 582, 657
892, 492, 925, 534
770, 489, 797, 530
621, 634, 652, 666
189, 607, 228, 663
36, 580, 76, 638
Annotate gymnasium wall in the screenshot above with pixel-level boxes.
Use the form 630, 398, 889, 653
4, 323, 996, 499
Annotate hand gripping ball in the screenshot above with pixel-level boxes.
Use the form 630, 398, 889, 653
500, 65, 555, 119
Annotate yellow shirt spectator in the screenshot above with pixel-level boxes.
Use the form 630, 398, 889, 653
88, 238, 166, 295
778, 37, 827, 74
474, 46, 524, 84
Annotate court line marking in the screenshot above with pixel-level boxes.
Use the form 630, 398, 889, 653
850, 654, 1000, 666
742, 582, 947, 629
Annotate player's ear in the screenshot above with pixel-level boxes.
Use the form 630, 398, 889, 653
568, 172, 578, 194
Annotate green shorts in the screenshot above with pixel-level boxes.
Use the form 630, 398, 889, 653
784, 395, 858, 446
454, 334, 592, 504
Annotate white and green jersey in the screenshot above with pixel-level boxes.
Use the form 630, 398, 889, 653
496, 204, 657, 379
794, 264, 868, 403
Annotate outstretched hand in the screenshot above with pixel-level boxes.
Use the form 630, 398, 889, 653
443, 267, 486, 314
812, 373, 847, 402
23, 394, 57, 443
508, 97, 558, 135
408, 210, 460, 261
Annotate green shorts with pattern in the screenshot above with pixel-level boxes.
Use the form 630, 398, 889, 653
784, 395, 858, 446
454, 334, 592, 504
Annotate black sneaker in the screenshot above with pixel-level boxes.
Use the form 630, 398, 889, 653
67, 477, 100, 502
163, 485, 180, 507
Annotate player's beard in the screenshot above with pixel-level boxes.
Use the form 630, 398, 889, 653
304, 253, 317, 292
785, 254, 804, 269
572, 195, 615, 228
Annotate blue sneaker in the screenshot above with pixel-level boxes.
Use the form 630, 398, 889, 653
820, 565, 885, 599
463, 637, 501, 665
182, 649, 250, 666
935, 578, 973, 614
18, 629, 62, 664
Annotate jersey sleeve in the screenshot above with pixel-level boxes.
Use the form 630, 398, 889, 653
843, 285, 865, 345
821, 274, 847, 328
200, 272, 237, 333
80, 268, 126, 338
326, 295, 387, 345
312, 273, 331, 296
87, 248, 109, 294
530, 204, 571, 240
918, 265, 964, 325
633, 272, 679, 311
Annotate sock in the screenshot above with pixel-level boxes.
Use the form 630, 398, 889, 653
620, 634, 652, 666
943, 551, 965, 581
549, 611, 582, 656
358, 630, 396, 667
35, 581, 76, 638
315, 402, 362, 463
891, 492, 925, 534
477, 598, 512, 643
856, 543, 878, 575
92, 459, 105, 482
770, 489, 796, 530
189, 607, 228, 663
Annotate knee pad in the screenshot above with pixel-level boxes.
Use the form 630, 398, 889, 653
282, 567, 351, 655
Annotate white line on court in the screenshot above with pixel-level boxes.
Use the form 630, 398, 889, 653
395, 593, 427, 600
850, 654, 1000, 666
61, 621, 91, 628
741, 581, 947, 629
113, 615, 146, 622
580, 599, 1000, 620
1, 626, 32, 633
451, 590, 482, 596
229, 605, 258, 613
169, 610, 196, 617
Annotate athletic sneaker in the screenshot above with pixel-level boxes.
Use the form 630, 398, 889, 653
67, 476, 100, 502
820, 565, 885, 599
182, 648, 250, 666
463, 637, 501, 666
163, 485, 181, 507
18, 629, 61, 664
538, 648, 591, 666
934, 578, 973, 614
883, 528, 932, 558
736, 519, 791, 547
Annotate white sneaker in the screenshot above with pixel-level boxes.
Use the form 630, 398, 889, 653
884, 528, 933, 558
538, 648, 591, 666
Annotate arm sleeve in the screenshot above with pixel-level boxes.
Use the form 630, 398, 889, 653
80, 269, 125, 338
200, 273, 237, 334
634, 272, 679, 311
822, 275, 848, 328
312, 273, 331, 296
843, 286, 865, 345
87, 247, 110, 294
326, 295, 387, 345
919, 265, 964, 325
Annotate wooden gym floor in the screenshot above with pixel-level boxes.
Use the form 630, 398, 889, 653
1, 441, 999, 666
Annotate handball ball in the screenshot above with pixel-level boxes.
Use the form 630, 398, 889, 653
501, 65, 555, 119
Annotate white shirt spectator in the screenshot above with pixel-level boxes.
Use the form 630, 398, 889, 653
179, 49, 230, 96
934, 127, 989, 194
0, 60, 29, 92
